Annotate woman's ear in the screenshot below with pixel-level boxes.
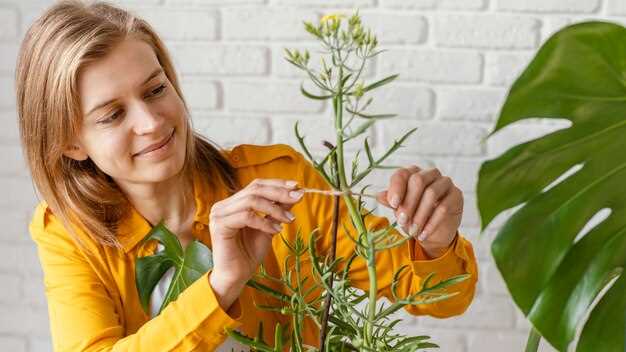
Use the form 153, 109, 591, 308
63, 144, 89, 161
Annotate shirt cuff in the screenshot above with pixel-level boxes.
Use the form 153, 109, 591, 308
182, 271, 244, 338
409, 231, 471, 280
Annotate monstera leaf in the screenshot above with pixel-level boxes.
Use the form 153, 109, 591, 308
135, 221, 213, 314
477, 21, 626, 351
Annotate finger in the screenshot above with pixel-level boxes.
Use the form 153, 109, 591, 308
214, 194, 296, 224
419, 187, 463, 241
395, 168, 440, 233
409, 175, 452, 237
250, 178, 299, 189
376, 190, 390, 208
385, 165, 420, 209
219, 208, 285, 235
231, 182, 305, 206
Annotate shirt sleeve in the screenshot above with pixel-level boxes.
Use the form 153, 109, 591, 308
29, 204, 243, 351
293, 152, 478, 318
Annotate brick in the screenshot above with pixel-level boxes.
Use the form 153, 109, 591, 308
0, 305, 48, 335
192, 115, 270, 148
381, 121, 487, 156
0, 243, 42, 276
131, 8, 218, 41
0, 208, 33, 243
164, 0, 263, 5
468, 331, 528, 351
497, 0, 600, 13
460, 193, 481, 229
0, 178, 38, 212
0, 145, 28, 176
29, 337, 52, 352
435, 15, 540, 49
168, 44, 268, 75
23, 278, 47, 308
0, 76, 15, 108
273, 0, 375, 7
438, 87, 506, 122
608, 0, 626, 15
0, 336, 26, 352
486, 119, 571, 159
436, 157, 483, 193
359, 12, 427, 44
271, 117, 372, 153
0, 274, 21, 302
420, 296, 515, 329
485, 52, 533, 86
541, 17, 573, 43
0, 43, 18, 74
223, 7, 317, 40
0, 7, 18, 40
379, 50, 482, 84
224, 80, 324, 113
0, 110, 19, 145
481, 261, 509, 296
364, 84, 433, 119
381, 0, 486, 10
179, 78, 220, 110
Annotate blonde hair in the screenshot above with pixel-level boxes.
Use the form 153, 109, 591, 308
16, 0, 239, 248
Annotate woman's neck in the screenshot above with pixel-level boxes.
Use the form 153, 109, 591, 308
117, 171, 196, 238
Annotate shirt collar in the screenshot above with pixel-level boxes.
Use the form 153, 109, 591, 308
116, 171, 220, 254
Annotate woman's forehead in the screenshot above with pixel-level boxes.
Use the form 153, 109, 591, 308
78, 38, 162, 115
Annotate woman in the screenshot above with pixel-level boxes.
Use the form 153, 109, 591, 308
17, 1, 478, 351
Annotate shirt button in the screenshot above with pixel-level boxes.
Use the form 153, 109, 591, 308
194, 222, 206, 231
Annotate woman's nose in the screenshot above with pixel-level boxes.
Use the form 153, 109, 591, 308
131, 102, 163, 135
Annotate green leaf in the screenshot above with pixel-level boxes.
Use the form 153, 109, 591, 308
345, 107, 396, 120
300, 83, 334, 100
361, 74, 398, 93
135, 222, 213, 315
477, 21, 626, 352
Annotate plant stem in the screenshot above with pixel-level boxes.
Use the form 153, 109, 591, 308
525, 327, 541, 352
319, 143, 340, 352
332, 66, 377, 348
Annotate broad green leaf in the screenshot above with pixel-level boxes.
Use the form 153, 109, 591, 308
135, 221, 213, 315
477, 21, 626, 352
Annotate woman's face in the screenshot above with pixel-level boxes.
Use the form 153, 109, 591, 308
68, 38, 188, 187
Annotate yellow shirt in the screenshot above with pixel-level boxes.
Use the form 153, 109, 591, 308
29, 143, 478, 351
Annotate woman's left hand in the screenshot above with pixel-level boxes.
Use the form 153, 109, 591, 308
376, 165, 464, 259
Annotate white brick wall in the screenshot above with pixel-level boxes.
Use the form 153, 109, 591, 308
1, 0, 621, 351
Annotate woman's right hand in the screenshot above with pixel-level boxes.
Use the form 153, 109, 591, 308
208, 178, 304, 299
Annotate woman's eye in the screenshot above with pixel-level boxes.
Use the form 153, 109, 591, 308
98, 110, 122, 124
149, 84, 166, 97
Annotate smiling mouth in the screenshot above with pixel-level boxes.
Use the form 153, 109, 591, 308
133, 129, 175, 157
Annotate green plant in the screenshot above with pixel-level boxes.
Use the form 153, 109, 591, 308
477, 21, 626, 352
136, 10, 469, 351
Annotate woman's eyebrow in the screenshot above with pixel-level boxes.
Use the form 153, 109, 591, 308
85, 67, 164, 117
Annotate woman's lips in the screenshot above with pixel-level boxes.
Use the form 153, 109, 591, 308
133, 129, 175, 157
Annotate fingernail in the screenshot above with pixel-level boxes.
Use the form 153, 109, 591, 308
409, 223, 418, 237
398, 212, 407, 226
418, 231, 428, 241
273, 223, 283, 232
284, 210, 295, 221
285, 180, 298, 188
389, 195, 400, 209
289, 190, 304, 199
